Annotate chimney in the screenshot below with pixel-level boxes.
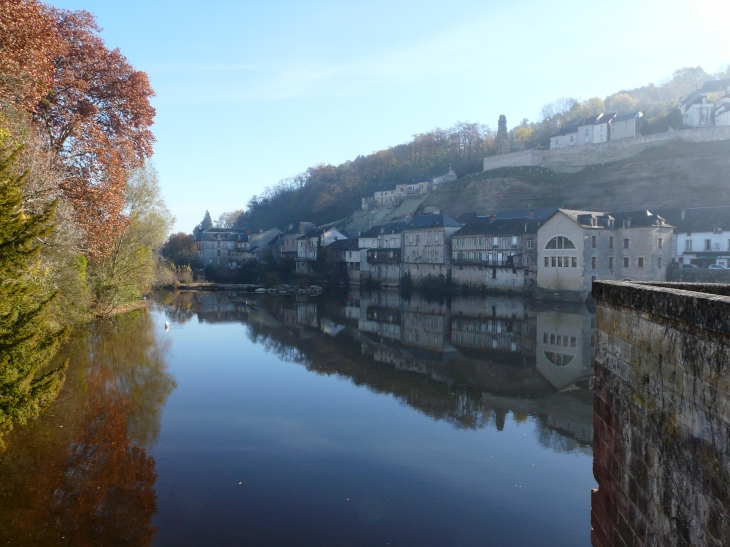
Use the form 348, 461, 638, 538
529, 209, 534, 219
681, 209, 686, 220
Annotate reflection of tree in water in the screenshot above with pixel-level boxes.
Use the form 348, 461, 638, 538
154, 290, 197, 325
88, 311, 177, 447
0, 309, 174, 546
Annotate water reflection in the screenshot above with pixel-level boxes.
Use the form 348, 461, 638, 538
0, 310, 175, 546
160, 289, 594, 452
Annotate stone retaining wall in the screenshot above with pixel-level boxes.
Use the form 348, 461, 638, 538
592, 281, 730, 547
482, 126, 730, 173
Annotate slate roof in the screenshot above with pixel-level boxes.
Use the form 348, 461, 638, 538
654, 207, 730, 233
550, 122, 582, 138
406, 214, 461, 230
554, 209, 670, 229
454, 217, 543, 237
360, 225, 383, 238
381, 221, 407, 234
613, 111, 644, 122
456, 212, 478, 224
495, 207, 558, 221
325, 239, 353, 251
700, 78, 730, 93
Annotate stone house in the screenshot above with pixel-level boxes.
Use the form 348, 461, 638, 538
537, 209, 673, 299
679, 78, 730, 127
296, 227, 348, 274
361, 169, 458, 211
325, 238, 352, 272
402, 214, 462, 281
549, 121, 581, 149
657, 206, 730, 267
245, 227, 283, 263
279, 222, 316, 261
450, 217, 542, 292
366, 221, 407, 286
609, 111, 644, 140
197, 228, 249, 268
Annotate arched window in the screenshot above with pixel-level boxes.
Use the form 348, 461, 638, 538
544, 351, 574, 366
545, 236, 576, 249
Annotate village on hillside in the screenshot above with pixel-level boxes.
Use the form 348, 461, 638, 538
196, 81, 730, 300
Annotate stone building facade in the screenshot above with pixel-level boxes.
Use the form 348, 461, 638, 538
450, 217, 541, 292
197, 228, 249, 267
402, 214, 462, 282
537, 209, 674, 299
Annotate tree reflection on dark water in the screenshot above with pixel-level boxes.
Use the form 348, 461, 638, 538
0, 310, 175, 547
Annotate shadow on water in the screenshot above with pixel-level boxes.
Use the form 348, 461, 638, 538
0, 309, 176, 547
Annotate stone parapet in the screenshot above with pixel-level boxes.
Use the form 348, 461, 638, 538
592, 280, 730, 547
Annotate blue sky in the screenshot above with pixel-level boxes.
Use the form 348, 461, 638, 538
53, 0, 730, 233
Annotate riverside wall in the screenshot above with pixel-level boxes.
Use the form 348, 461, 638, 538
483, 126, 730, 173
591, 281, 730, 547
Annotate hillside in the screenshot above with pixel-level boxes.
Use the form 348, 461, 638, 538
419, 140, 730, 218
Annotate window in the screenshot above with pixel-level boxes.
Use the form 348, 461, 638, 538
623, 257, 629, 268
609, 236, 614, 249
409, 234, 413, 243
657, 237, 663, 249
608, 257, 614, 270
493, 237, 499, 247
591, 235, 597, 248
658, 257, 662, 268
457, 238, 464, 247
545, 236, 576, 249
435, 234, 439, 243
545, 257, 549, 267
527, 240, 534, 249
572, 257, 577, 267
685, 239, 693, 251
714, 224, 723, 234
558, 257, 563, 267
511, 236, 518, 246
638, 257, 644, 268
544, 351, 574, 367
526, 256, 530, 264
705, 239, 711, 251
591, 257, 597, 270
551, 257, 556, 267
623, 220, 630, 229
591, 218, 597, 227
623, 238, 630, 249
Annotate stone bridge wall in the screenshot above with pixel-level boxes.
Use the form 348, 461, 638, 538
591, 281, 730, 547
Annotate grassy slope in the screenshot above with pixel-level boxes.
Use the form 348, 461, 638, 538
422, 140, 730, 216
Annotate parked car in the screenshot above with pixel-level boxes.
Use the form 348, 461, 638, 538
681, 263, 699, 269
708, 264, 729, 270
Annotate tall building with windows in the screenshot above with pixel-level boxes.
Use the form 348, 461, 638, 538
537, 209, 673, 299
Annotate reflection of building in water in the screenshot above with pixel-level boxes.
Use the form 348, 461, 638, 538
450, 296, 536, 364
297, 302, 318, 328
536, 306, 594, 390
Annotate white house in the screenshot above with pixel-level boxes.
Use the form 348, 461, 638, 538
610, 111, 644, 140
715, 95, 730, 127
657, 207, 730, 267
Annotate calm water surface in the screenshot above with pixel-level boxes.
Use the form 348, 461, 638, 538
0, 290, 596, 546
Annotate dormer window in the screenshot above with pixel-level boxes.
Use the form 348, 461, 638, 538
591, 218, 597, 227
714, 224, 724, 234
608, 219, 614, 228
623, 220, 630, 229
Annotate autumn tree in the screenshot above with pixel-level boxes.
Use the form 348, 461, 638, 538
0, 0, 61, 111
217, 209, 244, 228
88, 163, 173, 315
161, 232, 199, 267
30, 7, 156, 258
0, 138, 68, 448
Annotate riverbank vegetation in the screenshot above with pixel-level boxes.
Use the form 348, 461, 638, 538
0, 0, 170, 445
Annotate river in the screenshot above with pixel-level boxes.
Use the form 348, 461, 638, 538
0, 289, 597, 546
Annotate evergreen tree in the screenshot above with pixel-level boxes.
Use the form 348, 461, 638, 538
193, 210, 213, 239
0, 143, 68, 448
497, 115, 508, 142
